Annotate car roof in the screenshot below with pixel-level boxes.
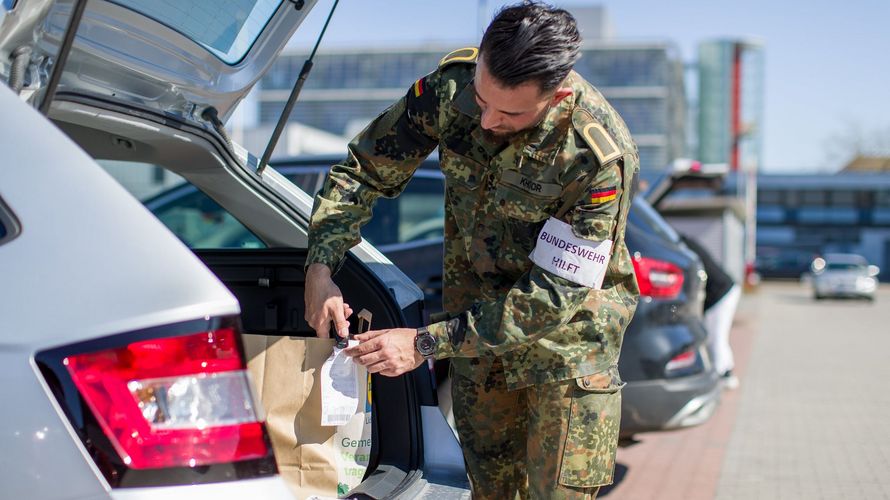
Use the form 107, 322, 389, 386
823, 253, 868, 264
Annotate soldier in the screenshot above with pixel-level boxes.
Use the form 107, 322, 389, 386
304, 2, 640, 497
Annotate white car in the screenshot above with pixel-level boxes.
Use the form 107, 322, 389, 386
811, 253, 880, 301
0, 1, 467, 498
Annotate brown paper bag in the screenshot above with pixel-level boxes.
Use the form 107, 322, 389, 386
243, 335, 372, 499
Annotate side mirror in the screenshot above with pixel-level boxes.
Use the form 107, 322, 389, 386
868, 265, 880, 277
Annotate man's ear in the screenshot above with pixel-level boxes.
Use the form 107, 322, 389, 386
550, 87, 573, 106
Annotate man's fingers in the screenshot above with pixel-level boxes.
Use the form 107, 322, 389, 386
330, 304, 349, 338
365, 360, 389, 374
353, 329, 389, 342
345, 338, 381, 357
353, 351, 384, 367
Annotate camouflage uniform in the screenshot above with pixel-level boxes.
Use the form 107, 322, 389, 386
307, 47, 639, 498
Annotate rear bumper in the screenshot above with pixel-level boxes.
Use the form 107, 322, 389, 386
814, 279, 877, 298
620, 366, 721, 436
111, 476, 293, 500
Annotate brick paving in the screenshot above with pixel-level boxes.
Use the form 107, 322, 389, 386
600, 283, 890, 500
599, 289, 757, 500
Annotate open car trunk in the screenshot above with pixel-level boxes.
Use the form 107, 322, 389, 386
195, 248, 432, 498
37, 91, 468, 497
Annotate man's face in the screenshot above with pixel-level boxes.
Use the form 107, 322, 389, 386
473, 56, 559, 140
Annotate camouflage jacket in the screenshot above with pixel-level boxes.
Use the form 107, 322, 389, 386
308, 48, 640, 389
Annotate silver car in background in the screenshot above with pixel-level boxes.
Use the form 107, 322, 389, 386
811, 253, 880, 301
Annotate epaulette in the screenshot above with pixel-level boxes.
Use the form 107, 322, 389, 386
439, 47, 478, 69
572, 108, 622, 166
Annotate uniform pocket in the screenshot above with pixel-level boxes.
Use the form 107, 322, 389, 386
441, 149, 483, 237
558, 366, 625, 487
495, 182, 558, 222
495, 183, 558, 276
571, 208, 616, 242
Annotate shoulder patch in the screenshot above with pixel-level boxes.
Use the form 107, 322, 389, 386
439, 47, 478, 68
573, 109, 622, 166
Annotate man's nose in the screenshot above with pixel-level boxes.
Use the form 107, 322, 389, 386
480, 109, 501, 130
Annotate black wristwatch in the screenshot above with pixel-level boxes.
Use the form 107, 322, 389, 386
414, 327, 437, 359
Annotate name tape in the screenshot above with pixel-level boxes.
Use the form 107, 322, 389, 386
529, 217, 612, 289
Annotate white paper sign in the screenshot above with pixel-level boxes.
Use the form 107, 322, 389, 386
529, 217, 612, 289
320, 340, 360, 427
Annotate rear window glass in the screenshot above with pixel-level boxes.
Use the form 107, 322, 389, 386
281, 166, 445, 247
826, 262, 865, 271
629, 195, 680, 243
147, 187, 266, 249
112, 0, 282, 64
97, 160, 266, 249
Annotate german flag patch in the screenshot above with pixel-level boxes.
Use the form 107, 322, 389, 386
413, 77, 425, 97
590, 186, 618, 204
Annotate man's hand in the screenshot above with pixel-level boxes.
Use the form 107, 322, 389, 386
345, 328, 425, 377
304, 263, 353, 338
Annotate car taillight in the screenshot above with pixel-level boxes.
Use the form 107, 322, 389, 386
63, 327, 266, 469
665, 349, 697, 372
632, 255, 685, 299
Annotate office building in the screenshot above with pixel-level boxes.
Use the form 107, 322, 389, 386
257, 38, 686, 172
697, 39, 765, 172
756, 173, 890, 281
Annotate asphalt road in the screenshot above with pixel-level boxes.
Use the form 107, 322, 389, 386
600, 282, 890, 500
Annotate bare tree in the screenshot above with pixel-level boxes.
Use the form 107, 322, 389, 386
824, 120, 890, 171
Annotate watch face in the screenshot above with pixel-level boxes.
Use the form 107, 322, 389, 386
416, 333, 436, 356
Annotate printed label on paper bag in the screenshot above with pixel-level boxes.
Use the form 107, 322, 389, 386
320, 340, 359, 427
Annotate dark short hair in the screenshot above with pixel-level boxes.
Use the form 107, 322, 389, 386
480, 1, 581, 92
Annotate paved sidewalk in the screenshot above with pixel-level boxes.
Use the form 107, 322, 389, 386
600, 291, 758, 499
716, 283, 890, 499
601, 283, 890, 500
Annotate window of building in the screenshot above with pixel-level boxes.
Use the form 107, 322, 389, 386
610, 98, 666, 136
830, 190, 856, 206
756, 227, 795, 244
637, 145, 666, 171
797, 207, 857, 225
800, 190, 826, 205
872, 208, 890, 224
757, 190, 783, 205
757, 205, 786, 224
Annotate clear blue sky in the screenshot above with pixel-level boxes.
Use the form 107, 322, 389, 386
287, 0, 890, 173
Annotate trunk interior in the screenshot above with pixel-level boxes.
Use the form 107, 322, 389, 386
195, 248, 433, 497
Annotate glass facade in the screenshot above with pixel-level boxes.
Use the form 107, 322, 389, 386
257, 43, 686, 172
697, 39, 765, 171
574, 48, 668, 87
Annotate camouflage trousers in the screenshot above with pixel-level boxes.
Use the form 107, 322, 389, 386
452, 359, 622, 500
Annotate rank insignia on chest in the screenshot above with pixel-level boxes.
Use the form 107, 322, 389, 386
589, 186, 617, 204
413, 77, 425, 97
